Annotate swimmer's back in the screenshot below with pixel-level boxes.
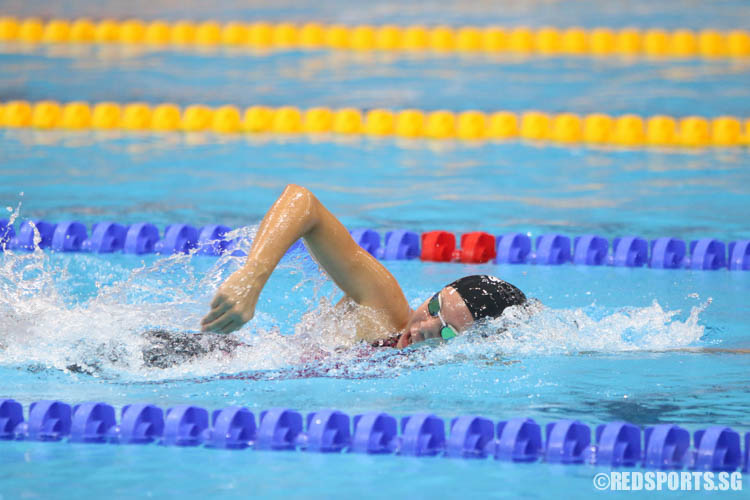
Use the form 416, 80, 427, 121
141, 330, 242, 368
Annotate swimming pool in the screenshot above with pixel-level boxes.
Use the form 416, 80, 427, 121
2, 1, 750, 498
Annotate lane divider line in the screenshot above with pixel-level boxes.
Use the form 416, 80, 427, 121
1, 100, 749, 147
1, 17, 749, 59
1, 220, 748, 271
0, 399, 748, 472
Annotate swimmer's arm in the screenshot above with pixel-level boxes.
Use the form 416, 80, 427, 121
201, 184, 410, 334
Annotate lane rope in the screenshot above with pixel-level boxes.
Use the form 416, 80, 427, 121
1, 219, 748, 271
1, 17, 749, 59
0, 399, 748, 472
1, 100, 749, 147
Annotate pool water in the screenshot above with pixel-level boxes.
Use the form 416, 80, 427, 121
1, 1, 750, 498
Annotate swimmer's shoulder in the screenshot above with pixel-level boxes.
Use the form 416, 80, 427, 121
335, 296, 406, 344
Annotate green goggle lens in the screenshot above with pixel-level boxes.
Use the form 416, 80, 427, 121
428, 294, 440, 315
429, 293, 458, 340
440, 326, 457, 340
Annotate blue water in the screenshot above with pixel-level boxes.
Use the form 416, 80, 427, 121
1, 1, 750, 498
3, 43, 750, 116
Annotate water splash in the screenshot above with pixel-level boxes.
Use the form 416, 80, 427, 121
479, 298, 710, 355
0, 208, 711, 381
304, 298, 711, 380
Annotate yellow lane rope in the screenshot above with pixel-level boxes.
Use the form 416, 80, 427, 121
1, 100, 748, 147
0, 17, 749, 58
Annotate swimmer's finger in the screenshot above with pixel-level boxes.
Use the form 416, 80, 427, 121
202, 313, 233, 333
201, 308, 233, 332
215, 315, 242, 334
200, 312, 225, 331
201, 300, 231, 326
219, 318, 241, 335
210, 293, 228, 309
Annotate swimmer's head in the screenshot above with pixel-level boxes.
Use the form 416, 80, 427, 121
398, 275, 526, 348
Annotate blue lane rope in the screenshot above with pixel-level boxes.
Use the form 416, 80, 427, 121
0, 399, 748, 472
0, 219, 748, 271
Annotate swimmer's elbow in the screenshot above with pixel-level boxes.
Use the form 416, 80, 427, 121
280, 184, 320, 226
283, 184, 312, 198
283, 184, 319, 209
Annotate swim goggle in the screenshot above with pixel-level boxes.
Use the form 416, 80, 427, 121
427, 292, 458, 340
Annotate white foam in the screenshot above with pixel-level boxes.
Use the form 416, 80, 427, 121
0, 207, 710, 381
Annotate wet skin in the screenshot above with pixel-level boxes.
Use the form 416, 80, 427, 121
396, 286, 474, 348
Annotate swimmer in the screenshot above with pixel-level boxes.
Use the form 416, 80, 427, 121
201, 184, 527, 348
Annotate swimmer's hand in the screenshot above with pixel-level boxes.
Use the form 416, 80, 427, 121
201, 266, 264, 334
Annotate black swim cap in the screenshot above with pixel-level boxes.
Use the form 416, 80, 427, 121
447, 275, 526, 321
